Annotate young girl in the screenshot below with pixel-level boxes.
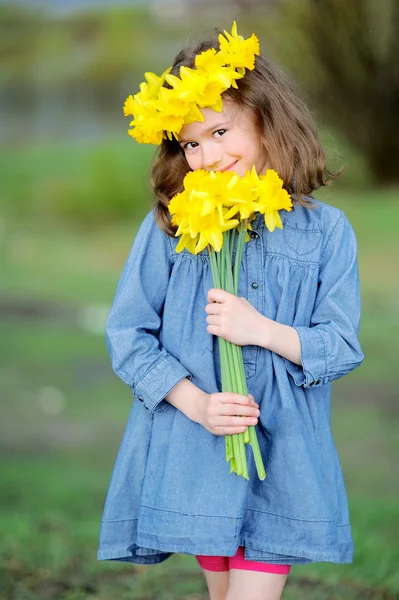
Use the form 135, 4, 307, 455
97, 23, 364, 600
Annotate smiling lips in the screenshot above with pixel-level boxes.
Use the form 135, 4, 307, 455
220, 160, 238, 172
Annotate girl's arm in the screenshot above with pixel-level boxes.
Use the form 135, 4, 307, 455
282, 210, 364, 388
256, 319, 302, 365
106, 211, 191, 413
205, 289, 302, 365
206, 210, 364, 388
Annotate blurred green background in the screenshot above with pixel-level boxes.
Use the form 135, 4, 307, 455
1, 1, 398, 598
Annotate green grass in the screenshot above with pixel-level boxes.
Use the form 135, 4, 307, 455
1, 138, 398, 598
0, 136, 154, 226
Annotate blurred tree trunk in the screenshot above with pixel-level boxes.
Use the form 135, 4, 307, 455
273, 0, 399, 184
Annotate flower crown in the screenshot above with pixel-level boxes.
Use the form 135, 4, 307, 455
123, 22, 260, 145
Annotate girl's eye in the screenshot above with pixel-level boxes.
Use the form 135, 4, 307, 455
214, 129, 227, 138
183, 141, 198, 151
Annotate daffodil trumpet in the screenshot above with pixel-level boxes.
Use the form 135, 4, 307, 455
168, 167, 293, 480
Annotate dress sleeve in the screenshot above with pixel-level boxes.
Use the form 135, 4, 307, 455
284, 210, 364, 388
105, 210, 192, 412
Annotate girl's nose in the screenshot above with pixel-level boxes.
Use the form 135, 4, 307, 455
201, 142, 223, 171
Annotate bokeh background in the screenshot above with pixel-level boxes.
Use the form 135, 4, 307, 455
1, 0, 398, 598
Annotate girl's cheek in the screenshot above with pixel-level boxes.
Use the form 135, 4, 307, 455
186, 155, 201, 171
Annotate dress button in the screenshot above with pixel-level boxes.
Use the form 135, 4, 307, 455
251, 282, 259, 289
250, 231, 258, 239
138, 396, 144, 402
309, 381, 314, 386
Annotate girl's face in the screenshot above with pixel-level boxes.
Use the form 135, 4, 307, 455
179, 100, 268, 176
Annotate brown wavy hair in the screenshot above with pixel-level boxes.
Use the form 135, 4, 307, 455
151, 32, 341, 237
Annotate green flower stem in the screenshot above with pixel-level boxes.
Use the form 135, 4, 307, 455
230, 345, 250, 442
209, 245, 220, 290
226, 433, 233, 462
209, 249, 228, 391
223, 238, 249, 476
234, 219, 247, 296
209, 247, 235, 470
225, 233, 251, 448
232, 432, 242, 476
208, 235, 265, 480
243, 427, 250, 444
223, 230, 235, 295
231, 220, 266, 480
249, 425, 266, 480
230, 344, 250, 444
240, 432, 249, 480
223, 236, 244, 396
220, 237, 238, 470
229, 228, 236, 261
231, 345, 245, 394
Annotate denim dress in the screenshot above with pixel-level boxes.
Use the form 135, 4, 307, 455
97, 198, 364, 565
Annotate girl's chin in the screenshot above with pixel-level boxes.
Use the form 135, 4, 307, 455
226, 162, 245, 176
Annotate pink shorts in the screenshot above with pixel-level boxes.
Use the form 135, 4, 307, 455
195, 546, 291, 574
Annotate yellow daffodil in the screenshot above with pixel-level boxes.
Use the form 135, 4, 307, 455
181, 169, 211, 191
224, 173, 258, 220
218, 21, 260, 73
196, 81, 225, 111
169, 167, 292, 249
176, 232, 200, 254
142, 68, 172, 99
195, 48, 226, 73
185, 208, 238, 254
165, 67, 207, 102
158, 115, 186, 141
248, 167, 293, 231
183, 171, 239, 227
169, 171, 243, 252
123, 94, 137, 117
195, 49, 243, 91
127, 101, 164, 145
178, 103, 205, 127
152, 87, 192, 117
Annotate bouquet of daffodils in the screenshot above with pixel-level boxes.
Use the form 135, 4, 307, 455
169, 167, 292, 480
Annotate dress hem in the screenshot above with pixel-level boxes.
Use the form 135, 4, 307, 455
97, 534, 353, 565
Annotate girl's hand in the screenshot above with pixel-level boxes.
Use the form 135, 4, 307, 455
194, 391, 260, 436
205, 288, 264, 346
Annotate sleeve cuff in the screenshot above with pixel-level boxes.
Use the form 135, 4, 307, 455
284, 325, 327, 388
133, 353, 192, 413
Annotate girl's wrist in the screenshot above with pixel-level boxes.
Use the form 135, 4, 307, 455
256, 316, 302, 366
252, 313, 273, 349
165, 378, 208, 423
190, 392, 209, 426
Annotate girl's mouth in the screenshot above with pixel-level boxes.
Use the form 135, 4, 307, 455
220, 160, 238, 172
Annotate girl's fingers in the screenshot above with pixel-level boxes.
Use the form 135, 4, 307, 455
205, 303, 221, 315
213, 426, 249, 436
214, 415, 258, 427
218, 392, 258, 406
218, 403, 259, 417
206, 315, 219, 325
